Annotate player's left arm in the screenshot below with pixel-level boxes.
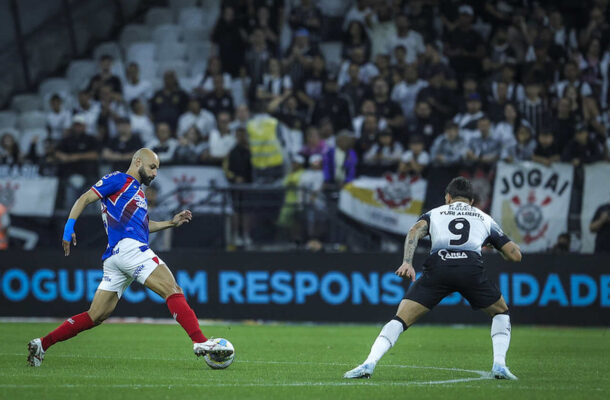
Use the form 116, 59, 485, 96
488, 220, 522, 262
395, 219, 429, 282
149, 210, 192, 233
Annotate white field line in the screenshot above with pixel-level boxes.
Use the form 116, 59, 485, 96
0, 354, 491, 387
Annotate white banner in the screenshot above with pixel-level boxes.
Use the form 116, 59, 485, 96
338, 174, 427, 235
490, 162, 573, 253
581, 163, 610, 253
0, 177, 58, 217
153, 166, 232, 214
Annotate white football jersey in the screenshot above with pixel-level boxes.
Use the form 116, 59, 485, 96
420, 201, 509, 256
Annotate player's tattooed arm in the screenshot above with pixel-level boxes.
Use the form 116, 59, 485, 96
403, 220, 429, 264
499, 241, 522, 262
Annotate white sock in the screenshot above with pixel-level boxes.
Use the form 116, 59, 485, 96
364, 319, 405, 366
491, 314, 511, 366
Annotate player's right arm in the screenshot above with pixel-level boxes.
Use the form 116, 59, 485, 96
395, 218, 429, 282
488, 219, 522, 262
498, 241, 522, 262
62, 189, 100, 256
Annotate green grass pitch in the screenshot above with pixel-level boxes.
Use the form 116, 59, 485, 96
0, 322, 608, 399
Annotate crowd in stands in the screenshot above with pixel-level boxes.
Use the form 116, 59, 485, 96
2, 0, 610, 188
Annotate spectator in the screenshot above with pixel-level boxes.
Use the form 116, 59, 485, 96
212, 5, 246, 77
323, 130, 358, 185
0, 132, 21, 166
149, 71, 188, 130
102, 118, 143, 171
245, 28, 271, 89
195, 57, 233, 95
269, 94, 307, 133
454, 93, 485, 142
311, 74, 352, 130
87, 54, 122, 100
391, 64, 428, 129
342, 21, 372, 61
340, 64, 373, 116
343, 0, 373, 30
46, 94, 71, 140
416, 65, 456, 123
200, 74, 235, 116
177, 98, 216, 139
300, 126, 327, 158
230, 104, 252, 132
518, 80, 549, 134
532, 130, 561, 166
409, 101, 442, 148
372, 77, 405, 132
254, 6, 278, 49
338, 46, 379, 87
289, 0, 322, 40
175, 126, 209, 164
550, 97, 577, 151
552, 61, 593, 101
296, 54, 327, 109
550, 232, 571, 254
225, 126, 253, 247
465, 116, 502, 166
208, 111, 237, 161
55, 115, 99, 179
386, 14, 425, 64
123, 62, 153, 104
492, 102, 520, 154
146, 123, 178, 164
562, 123, 604, 166
363, 129, 404, 169
487, 81, 512, 122
73, 90, 100, 136
443, 5, 485, 80
129, 99, 155, 145
590, 202, 610, 253
283, 28, 318, 85
97, 84, 128, 144
145, 184, 173, 251
503, 124, 536, 163
430, 121, 467, 166
355, 114, 381, 158
398, 134, 429, 176
257, 58, 293, 103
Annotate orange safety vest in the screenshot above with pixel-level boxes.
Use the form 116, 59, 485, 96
0, 204, 7, 250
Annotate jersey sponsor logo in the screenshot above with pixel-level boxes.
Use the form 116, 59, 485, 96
437, 249, 469, 261
134, 193, 147, 210
95, 180, 103, 187
133, 265, 145, 280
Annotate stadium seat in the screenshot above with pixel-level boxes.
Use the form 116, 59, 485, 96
0, 127, 20, 142
150, 77, 164, 92
145, 7, 174, 27
169, 0, 199, 20
11, 94, 42, 112
319, 41, 343, 72
120, 24, 152, 50
178, 7, 205, 29
156, 42, 187, 61
136, 60, 158, 81
18, 128, 46, 155
0, 110, 18, 128
189, 61, 206, 81
157, 60, 189, 78
41, 92, 75, 112
152, 24, 183, 44
66, 60, 97, 91
17, 111, 47, 130
183, 28, 206, 44
93, 42, 123, 62
38, 78, 71, 99
127, 42, 156, 63
186, 41, 213, 64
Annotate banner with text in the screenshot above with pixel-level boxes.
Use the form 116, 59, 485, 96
581, 163, 610, 253
338, 174, 427, 235
490, 162, 573, 253
0, 252, 608, 325
153, 166, 231, 214
0, 177, 58, 217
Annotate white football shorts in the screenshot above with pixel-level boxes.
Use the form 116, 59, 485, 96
98, 238, 165, 298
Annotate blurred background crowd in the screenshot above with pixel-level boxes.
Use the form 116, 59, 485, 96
1, 0, 610, 251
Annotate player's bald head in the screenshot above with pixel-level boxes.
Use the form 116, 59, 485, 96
131, 148, 159, 167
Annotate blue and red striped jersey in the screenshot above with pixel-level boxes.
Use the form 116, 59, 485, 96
91, 172, 149, 260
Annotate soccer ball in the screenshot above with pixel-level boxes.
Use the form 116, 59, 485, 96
203, 338, 235, 369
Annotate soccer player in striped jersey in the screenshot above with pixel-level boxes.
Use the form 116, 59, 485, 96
27, 148, 231, 367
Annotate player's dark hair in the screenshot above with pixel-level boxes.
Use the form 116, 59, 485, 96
445, 177, 474, 202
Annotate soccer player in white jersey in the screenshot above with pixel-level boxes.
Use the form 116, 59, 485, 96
344, 177, 522, 380
27, 148, 232, 367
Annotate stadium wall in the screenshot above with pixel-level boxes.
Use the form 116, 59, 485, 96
0, 251, 608, 326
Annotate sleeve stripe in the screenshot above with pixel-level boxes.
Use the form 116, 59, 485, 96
91, 187, 103, 199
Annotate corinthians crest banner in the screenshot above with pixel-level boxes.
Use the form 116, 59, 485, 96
153, 166, 231, 214
491, 162, 573, 253
0, 177, 58, 217
338, 174, 427, 235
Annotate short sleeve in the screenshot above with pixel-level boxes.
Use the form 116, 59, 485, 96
91, 172, 125, 199
487, 220, 511, 249
417, 211, 431, 226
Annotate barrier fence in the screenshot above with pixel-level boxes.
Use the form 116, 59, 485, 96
1, 251, 608, 326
